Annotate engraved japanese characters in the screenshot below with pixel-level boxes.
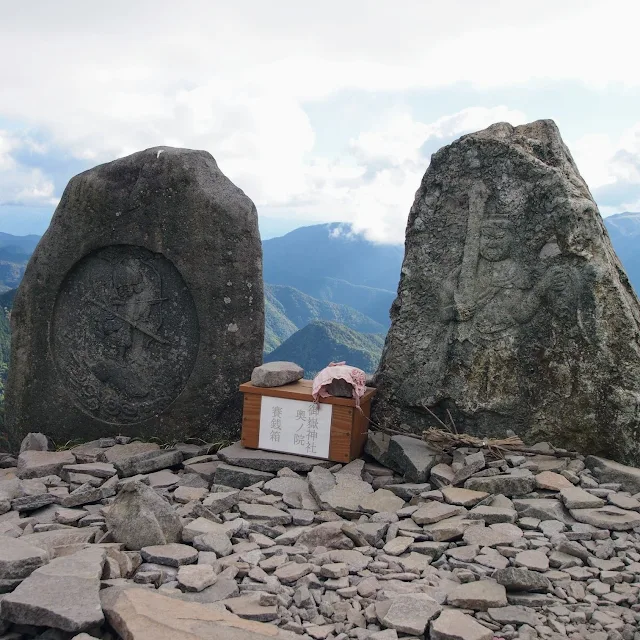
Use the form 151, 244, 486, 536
373, 120, 640, 464
51, 246, 199, 424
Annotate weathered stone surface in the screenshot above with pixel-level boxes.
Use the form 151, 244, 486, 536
441, 486, 488, 507
215, 463, 275, 489
383, 436, 439, 482
5, 146, 264, 447
251, 362, 304, 388
487, 605, 540, 627
429, 609, 493, 640
318, 475, 373, 516
297, 522, 354, 550
559, 486, 605, 509
16, 450, 75, 479
0, 536, 48, 583
101, 586, 296, 639
0, 546, 105, 632
447, 580, 507, 611
114, 450, 184, 478
140, 543, 198, 567
464, 474, 534, 497
359, 489, 405, 514
105, 481, 182, 550
372, 119, 640, 464
19, 432, 48, 453
569, 505, 640, 530
376, 593, 441, 635
585, 455, 640, 493
492, 567, 550, 592
218, 442, 331, 473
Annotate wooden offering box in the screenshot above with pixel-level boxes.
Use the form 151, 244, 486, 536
240, 379, 376, 463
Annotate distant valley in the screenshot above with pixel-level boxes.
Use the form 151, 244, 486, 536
0, 213, 637, 383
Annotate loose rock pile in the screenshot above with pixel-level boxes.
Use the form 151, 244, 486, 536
2, 433, 640, 640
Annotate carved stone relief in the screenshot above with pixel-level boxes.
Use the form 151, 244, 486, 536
51, 245, 199, 424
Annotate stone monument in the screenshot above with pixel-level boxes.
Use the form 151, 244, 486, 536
373, 120, 640, 465
6, 147, 264, 448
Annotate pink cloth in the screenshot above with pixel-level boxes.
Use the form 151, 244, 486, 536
312, 361, 367, 406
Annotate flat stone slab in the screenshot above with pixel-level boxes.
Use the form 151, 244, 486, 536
0, 546, 105, 633
358, 489, 405, 514
569, 505, 640, 530
559, 486, 605, 509
463, 523, 523, 547
16, 450, 76, 479
218, 442, 332, 473
141, 543, 199, 567
319, 476, 373, 516
492, 567, 550, 592
100, 585, 297, 639
376, 593, 441, 635
430, 609, 493, 640
0, 536, 48, 582
238, 503, 292, 525
441, 486, 489, 507
465, 474, 535, 496
447, 580, 508, 611
412, 501, 465, 525
585, 455, 640, 493
214, 463, 275, 489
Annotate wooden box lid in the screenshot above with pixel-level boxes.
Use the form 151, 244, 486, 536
239, 379, 376, 407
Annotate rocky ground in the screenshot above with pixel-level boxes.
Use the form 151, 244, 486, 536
1, 433, 640, 640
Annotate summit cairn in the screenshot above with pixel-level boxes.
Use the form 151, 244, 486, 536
5, 147, 264, 447
373, 120, 640, 465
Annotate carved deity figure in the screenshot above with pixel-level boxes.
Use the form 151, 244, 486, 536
440, 212, 570, 409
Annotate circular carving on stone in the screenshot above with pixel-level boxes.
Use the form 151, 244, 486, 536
51, 245, 199, 424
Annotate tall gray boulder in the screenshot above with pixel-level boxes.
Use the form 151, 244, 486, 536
6, 147, 263, 448
373, 120, 640, 465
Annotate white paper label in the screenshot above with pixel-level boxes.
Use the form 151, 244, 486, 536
259, 395, 332, 458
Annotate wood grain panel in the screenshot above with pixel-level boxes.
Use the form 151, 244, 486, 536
329, 404, 355, 463
240, 393, 261, 449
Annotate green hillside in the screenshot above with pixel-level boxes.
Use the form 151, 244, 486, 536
264, 284, 385, 354
264, 320, 385, 378
264, 292, 298, 353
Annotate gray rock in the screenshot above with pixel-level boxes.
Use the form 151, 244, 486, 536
19, 433, 49, 453
512, 498, 574, 525
464, 474, 535, 497
0, 536, 48, 583
384, 435, 439, 483
0, 546, 105, 632
318, 475, 373, 516
238, 502, 292, 525
140, 543, 199, 567
297, 522, 354, 550
429, 609, 492, 640
5, 146, 263, 448
446, 580, 507, 611
11, 493, 56, 512
487, 605, 540, 627
105, 481, 182, 550
585, 455, 640, 493
177, 564, 217, 592
251, 362, 304, 387
217, 442, 331, 473
358, 489, 405, 514
569, 505, 640, 530
16, 451, 76, 479
559, 486, 605, 509
492, 567, 551, 592
193, 532, 233, 557
376, 593, 441, 635
214, 463, 275, 489
372, 119, 640, 465
113, 450, 184, 477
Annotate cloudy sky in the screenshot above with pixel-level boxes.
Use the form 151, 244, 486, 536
1, 0, 640, 242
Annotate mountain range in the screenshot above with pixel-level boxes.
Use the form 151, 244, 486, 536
0, 212, 636, 381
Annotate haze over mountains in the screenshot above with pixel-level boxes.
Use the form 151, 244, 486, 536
0, 213, 637, 381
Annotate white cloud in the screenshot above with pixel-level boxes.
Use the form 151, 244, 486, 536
0, 131, 57, 207
0, 0, 638, 225
572, 124, 640, 215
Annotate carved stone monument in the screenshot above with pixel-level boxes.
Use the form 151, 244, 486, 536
373, 120, 640, 464
6, 147, 264, 447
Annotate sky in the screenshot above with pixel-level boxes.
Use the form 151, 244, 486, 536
1, 0, 640, 243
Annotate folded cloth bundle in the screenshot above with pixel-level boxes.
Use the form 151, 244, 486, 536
312, 361, 367, 407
